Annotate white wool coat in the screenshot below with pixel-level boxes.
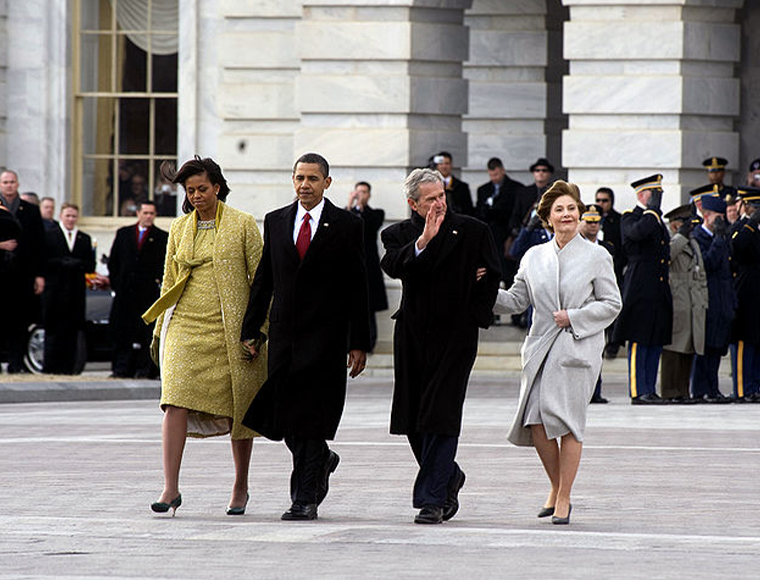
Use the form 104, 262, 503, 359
495, 234, 621, 446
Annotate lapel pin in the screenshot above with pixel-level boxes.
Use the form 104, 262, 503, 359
324, 223, 329, 227
452, 230, 458, 235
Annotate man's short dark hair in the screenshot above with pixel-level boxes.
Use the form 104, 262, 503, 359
294, 153, 330, 178
139, 200, 158, 211
436, 151, 453, 162
595, 186, 615, 205
355, 181, 371, 192
487, 157, 504, 171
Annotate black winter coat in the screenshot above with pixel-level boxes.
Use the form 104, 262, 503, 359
241, 199, 370, 441
693, 225, 735, 350
380, 211, 500, 436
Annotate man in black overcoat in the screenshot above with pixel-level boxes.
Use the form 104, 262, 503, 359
730, 186, 760, 402
108, 201, 168, 378
42, 203, 95, 374
0, 170, 45, 373
612, 174, 672, 405
346, 181, 388, 352
475, 157, 524, 287
509, 157, 554, 238
241, 153, 370, 521
381, 167, 500, 525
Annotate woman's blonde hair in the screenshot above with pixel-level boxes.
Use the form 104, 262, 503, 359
536, 180, 585, 232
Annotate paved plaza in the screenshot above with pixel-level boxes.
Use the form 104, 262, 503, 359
1, 372, 759, 579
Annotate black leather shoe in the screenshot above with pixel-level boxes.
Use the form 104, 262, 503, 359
668, 396, 699, 405
537, 506, 555, 518
551, 504, 572, 525
281, 502, 318, 521
414, 505, 443, 525
704, 393, 732, 404
442, 470, 466, 521
316, 451, 340, 506
631, 393, 667, 405
590, 395, 609, 404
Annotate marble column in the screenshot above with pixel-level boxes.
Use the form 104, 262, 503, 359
562, 0, 743, 210
178, 0, 303, 218
462, 0, 551, 188
294, 0, 472, 221
3, 0, 69, 197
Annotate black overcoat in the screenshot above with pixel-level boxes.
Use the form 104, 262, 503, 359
693, 225, 735, 350
352, 205, 388, 313
446, 176, 475, 217
612, 206, 673, 345
42, 226, 95, 332
731, 218, 760, 345
380, 211, 500, 436
108, 224, 168, 338
241, 199, 371, 441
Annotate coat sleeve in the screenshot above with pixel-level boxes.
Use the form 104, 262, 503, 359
380, 224, 435, 280
153, 221, 179, 338
566, 250, 622, 340
108, 231, 123, 291
241, 215, 274, 342
470, 226, 501, 328
621, 209, 663, 242
494, 254, 532, 315
696, 230, 729, 273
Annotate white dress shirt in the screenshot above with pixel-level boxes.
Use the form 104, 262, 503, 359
293, 197, 325, 245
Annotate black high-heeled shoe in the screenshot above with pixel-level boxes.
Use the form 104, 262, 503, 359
537, 506, 555, 518
551, 504, 572, 525
151, 494, 182, 516
226, 493, 249, 516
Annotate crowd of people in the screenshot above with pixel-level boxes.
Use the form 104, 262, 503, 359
2, 150, 759, 527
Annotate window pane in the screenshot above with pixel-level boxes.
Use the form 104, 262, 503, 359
119, 98, 149, 154
154, 98, 177, 155
118, 159, 149, 217
81, 0, 112, 31
83, 157, 115, 217
151, 49, 178, 92
119, 35, 147, 92
82, 97, 115, 155
154, 160, 178, 217
80, 33, 108, 93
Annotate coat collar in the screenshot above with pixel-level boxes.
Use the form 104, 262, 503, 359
281, 198, 340, 264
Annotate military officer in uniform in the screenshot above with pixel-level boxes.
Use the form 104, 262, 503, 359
690, 194, 734, 403
612, 174, 672, 405
702, 157, 736, 199
689, 183, 722, 217
729, 186, 760, 402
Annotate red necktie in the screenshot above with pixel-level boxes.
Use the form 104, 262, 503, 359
296, 213, 311, 260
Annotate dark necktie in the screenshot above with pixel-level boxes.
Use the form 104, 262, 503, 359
296, 213, 311, 260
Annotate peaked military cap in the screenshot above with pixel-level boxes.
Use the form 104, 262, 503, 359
663, 204, 693, 221
703, 157, 728, 172
701, 194, 727, 214
737, 185, 760, 204
749, 158, 760, 173
630, 174, 663, 195
690, 183, 721, 202
581, 204, 602, 222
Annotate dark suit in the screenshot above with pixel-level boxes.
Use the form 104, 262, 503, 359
476, 175, 524, 285
351, 205, 388, 351
613, 206, 672, 399
0, 197, 45, 372
600, 208, 626, 285
241, 198, 370, 505
509, 183, 548, 237
42, 226, 95, 374
381, 210, 500, 509
445, 176, 474, 217
108, 223, 168, 377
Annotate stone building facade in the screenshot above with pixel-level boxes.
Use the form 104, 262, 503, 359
1, 0, 759, 258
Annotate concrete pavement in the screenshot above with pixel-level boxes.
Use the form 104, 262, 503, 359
1, 373, 759, 579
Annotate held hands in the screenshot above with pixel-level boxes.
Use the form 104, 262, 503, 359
416, 199, 446, 251
347, 349, 367, 378
553, 309, 571, 328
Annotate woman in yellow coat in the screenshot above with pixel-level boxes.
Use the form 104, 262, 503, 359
143, 157, 266, 516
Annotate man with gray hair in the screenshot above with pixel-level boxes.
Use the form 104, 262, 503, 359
381, 167, 501, 524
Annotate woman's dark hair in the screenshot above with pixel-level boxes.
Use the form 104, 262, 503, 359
161, 156, 230, 215
536, 180, 585, 233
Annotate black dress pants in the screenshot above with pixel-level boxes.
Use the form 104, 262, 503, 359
407, 432, 460, 509
284, 436, 329, 504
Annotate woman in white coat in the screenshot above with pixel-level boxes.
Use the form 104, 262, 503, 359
495, 180, 621, 524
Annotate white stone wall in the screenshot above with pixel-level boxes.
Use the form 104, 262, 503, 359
0, 0, 6, 166
3, 0, 69, 199
562, 0, 743, 210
